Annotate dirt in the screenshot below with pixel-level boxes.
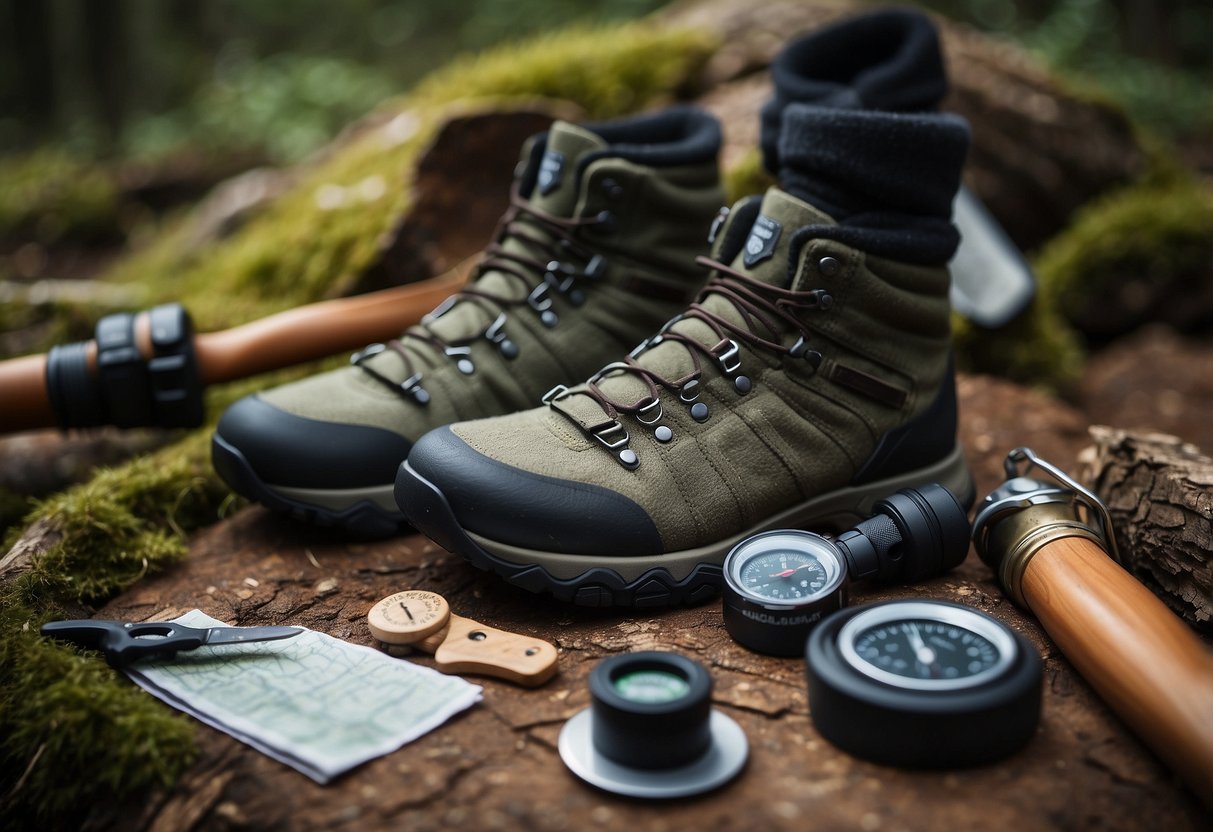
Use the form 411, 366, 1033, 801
80, 367, 1210, 831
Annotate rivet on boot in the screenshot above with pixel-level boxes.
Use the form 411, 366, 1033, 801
618, 449, 639, 469
690, 402, 710, 422
654, 425, 673, 443
734, 375, 752, 394
818, 256, 841, 276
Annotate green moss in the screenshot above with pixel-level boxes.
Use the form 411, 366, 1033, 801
952, 299, 1086, 390
723, 148, 775, 205
107, 22, 717, 334
0, 150, 123, 246
0, 21, 716, 823
0, 595, 197, 828
1035, 172, 1213, 337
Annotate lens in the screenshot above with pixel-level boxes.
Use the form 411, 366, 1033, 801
612, 669, 691, 704
589, 652, 712, 769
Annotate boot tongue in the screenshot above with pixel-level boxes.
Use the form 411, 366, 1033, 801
407, 122, 609, 351
528, 121, 610, 216
729, 187, 836, 287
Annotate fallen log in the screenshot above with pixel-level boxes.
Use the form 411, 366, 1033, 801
1078, 427, 1213, 635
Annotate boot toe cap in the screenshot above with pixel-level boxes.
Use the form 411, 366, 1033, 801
214, 394, 413, 490
403, 426, 663, 556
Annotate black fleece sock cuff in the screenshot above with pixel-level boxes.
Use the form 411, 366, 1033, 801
778, 103, 969, 264
760, 7, 948, 172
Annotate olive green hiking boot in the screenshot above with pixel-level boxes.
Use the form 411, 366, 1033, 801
396, 106, 976, 606
212, 108, 725, 535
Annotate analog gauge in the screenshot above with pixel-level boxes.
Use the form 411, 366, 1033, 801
722, 530, 848, 656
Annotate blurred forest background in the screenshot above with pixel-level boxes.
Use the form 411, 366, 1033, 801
2, 0, 1211, 171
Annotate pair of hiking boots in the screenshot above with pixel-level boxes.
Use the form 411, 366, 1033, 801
213, 9, 975, 607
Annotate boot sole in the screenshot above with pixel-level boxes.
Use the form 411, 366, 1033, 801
395, 445, 975, 608
211, 432, 407, 538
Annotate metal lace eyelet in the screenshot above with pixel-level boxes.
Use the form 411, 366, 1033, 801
636, 398, 663, 425
485, 314, 519, 359
541, 384, 570, 404
423, 295, 458, 323
679, 379, 700, 402
401, 373, 430, 405
444, 346, 475, 375
592, 421, 630, 450
583, 254, 606, 280
350, 342, 386, 365
712, 339, 742, 374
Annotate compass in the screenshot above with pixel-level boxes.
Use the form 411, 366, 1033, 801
721, 483, 972, 657
805, 600, 1042, 767
367, 590, 450, 644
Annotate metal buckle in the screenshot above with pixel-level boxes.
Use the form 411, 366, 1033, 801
422, 295, 458, 324
400, 373, 430, 405
485, 314, 508, 345
592, 421, 630, 450
527, 283, 553, 312
588, 362, 631, 386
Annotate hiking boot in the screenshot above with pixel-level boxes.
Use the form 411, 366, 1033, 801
212, 108, 725, 536
395, 104, 976, 606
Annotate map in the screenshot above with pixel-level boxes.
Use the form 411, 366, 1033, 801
125, 609, 482, 783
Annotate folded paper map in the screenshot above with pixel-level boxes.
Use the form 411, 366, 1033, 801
125, 609, 482, 783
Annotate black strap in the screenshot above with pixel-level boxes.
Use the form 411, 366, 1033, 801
43, 303, 205, 431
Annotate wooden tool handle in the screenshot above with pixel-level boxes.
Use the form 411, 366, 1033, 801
422, 614, 558, 688
1023, 536, 1213, 803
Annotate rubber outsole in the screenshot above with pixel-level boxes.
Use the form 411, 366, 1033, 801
395, 449, 977, 609
211, 432, 408, 538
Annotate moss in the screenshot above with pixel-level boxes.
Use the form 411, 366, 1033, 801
722, 148, 775, 205
105, 22, 718, 334
952, 299, 1086, 390
0, 150, 123, 246
1035, 172, 1213, 337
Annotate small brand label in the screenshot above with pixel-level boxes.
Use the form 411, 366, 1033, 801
537, 150, 565, 195
740, 609, 822, 627
743, 214, 782, 267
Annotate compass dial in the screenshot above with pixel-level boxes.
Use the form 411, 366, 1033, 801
367, 590, 450, 644
837, 602, 1017, 692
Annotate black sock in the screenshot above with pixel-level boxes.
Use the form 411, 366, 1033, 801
760, 7, 949, 173
778, 103, 969, 265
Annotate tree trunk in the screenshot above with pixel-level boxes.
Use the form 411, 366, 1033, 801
1078, 427, 1213, 635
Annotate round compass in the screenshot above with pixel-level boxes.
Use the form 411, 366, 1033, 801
721, 530, 848, 656
806, 600, 1042, 768
367, 590, 450, 644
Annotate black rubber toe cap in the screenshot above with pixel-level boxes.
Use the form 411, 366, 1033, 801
403, 426, 664, 556
214, 395, 413, 489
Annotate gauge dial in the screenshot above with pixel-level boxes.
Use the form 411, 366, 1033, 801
725, 531, 845, 606
738, 549, 830, 600
837, 602, 1016, 692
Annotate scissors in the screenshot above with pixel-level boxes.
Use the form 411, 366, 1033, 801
41, 619, 302, 668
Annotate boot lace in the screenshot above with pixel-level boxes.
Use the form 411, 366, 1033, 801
352, 185, 610, 404
555, 256, 831, 466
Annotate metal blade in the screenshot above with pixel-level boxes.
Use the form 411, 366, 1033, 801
202, 626, 303, 646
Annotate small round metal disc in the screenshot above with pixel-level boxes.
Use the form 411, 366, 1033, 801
654, 425, 673, 443
619, 449, 639, 469
558, 708, 747, 799
734, 375, 752, 394
690, 402, 709, 422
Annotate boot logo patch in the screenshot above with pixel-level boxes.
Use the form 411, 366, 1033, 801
538, 150, 565, 195
743, 214, 782, 267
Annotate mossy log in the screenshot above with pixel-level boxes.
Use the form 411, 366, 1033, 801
1078, 427, 1213, 635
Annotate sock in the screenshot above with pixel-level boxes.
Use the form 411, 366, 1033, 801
759, 7, 949, 174
778, 103, 969, 265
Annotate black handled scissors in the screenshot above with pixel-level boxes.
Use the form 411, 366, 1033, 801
41, 619, 302, 668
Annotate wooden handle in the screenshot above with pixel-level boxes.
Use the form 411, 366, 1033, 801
1023, 536, 1213, 804
0, 353, 57, 433
420, 614, 558, 688
195, 269, 468, 384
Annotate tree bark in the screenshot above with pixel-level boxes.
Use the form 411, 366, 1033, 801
1078, 427, 1213, 635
